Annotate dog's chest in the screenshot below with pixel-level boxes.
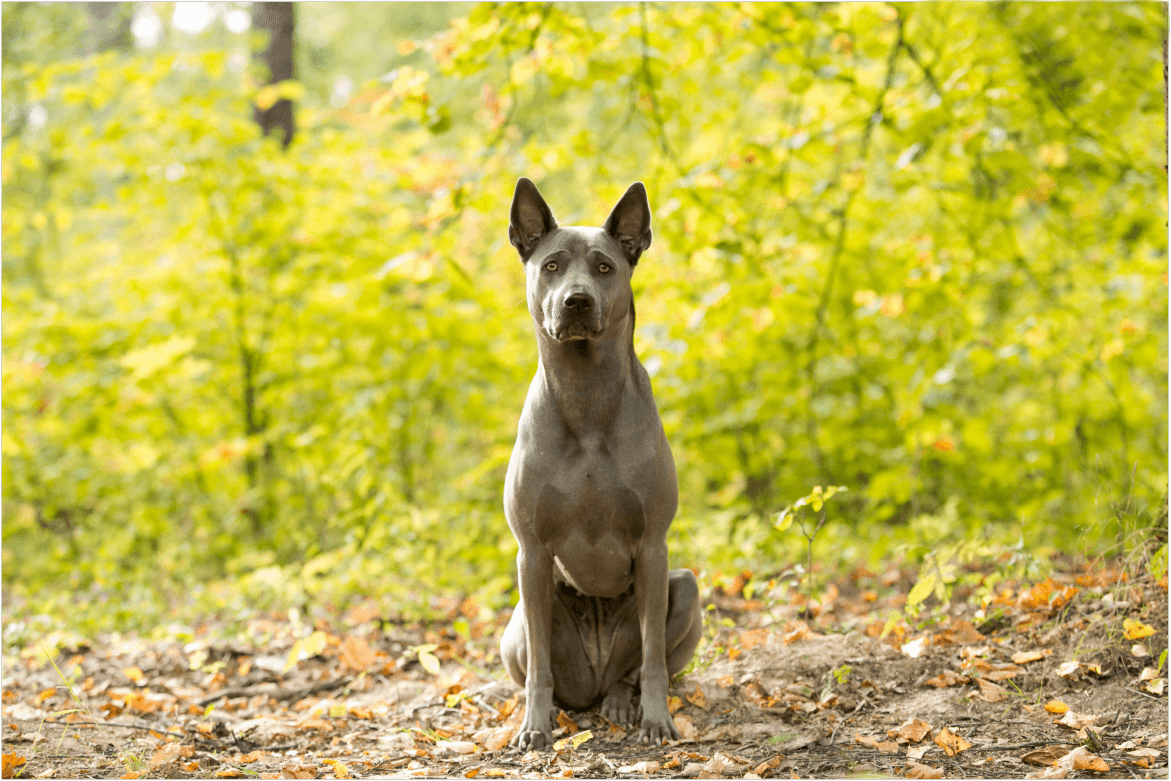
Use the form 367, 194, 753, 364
534, 448, 646, 598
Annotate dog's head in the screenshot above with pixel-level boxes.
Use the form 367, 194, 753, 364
509, 178, 652, 343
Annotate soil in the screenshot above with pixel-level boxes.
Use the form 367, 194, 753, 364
2, 566, 1167, 779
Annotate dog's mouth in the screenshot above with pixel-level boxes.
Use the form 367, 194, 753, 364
551, 321, 602, 342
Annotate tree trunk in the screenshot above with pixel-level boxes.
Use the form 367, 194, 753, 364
85, 2, 132, 54
252, 2, 296, 147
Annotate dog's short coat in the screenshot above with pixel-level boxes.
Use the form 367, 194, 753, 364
499, 178, 702, 749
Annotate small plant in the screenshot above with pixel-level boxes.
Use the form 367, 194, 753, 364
774, 485, 848, 616
820, 663, 852, 703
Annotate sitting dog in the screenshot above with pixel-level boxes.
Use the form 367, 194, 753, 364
499, 178, 702, 748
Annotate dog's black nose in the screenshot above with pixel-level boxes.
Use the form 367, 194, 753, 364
563, 292, 593, 311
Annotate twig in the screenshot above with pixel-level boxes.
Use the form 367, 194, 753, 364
196, 676, 349, 706
41, 720, 172, 734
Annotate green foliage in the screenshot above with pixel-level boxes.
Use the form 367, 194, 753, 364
2, 2, 1166, 636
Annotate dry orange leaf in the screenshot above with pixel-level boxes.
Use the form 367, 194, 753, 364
237, 751, 263, 764
1044, 700, 1069, 715
685, 684, 708, 711
496, 694, 518, 722
1123, 619, 1155, 641
905, 760, 944, 779
1012, 650, 1046, 664
933, 727, 972, 756
119, 774, 140, 780
340, 636, 377, 673
890, 719, 932, 743
1021, 746, 1072, 766
181, 762, 201, 773
214, 770, 245, 779
483, 726, 515, 751
673, 713, 697, 740
667, 695, 684, 714
1, 754, 26, 779
556, 711, 578, 733
975, 677, 1008, 703
122, 667, 144, 683
924, 670, 969, 688
322, 759, 352, 779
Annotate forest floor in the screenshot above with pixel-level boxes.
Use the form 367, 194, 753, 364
2, 558, 1167, 779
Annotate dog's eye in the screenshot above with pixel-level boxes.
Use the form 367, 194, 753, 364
598, 263, 611, 274
544, 261, 558, 272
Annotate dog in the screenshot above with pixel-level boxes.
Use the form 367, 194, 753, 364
499, 178, 702, 749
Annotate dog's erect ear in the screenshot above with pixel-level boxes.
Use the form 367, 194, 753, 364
603, 182, 652, 266
509, 178, 558, 261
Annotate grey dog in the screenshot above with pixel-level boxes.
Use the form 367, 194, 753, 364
499, 178, 702, 749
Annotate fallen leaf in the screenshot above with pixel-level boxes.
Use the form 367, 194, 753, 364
2, 754, 26, 779
465, 769, 480, 779
321, 758, 352, 779
1043, 700, 1069, 714
933, 728, 972, 756
214, 770, 245, 779
483, 726, 516, 752
855, 734, 899, 753
237, 751, 263, 764
1128, 748, 1161, 758
1123, 619, 1155, 640
120, 774, 141, 780
1056, 710, 1097, 730
685, 684, 708, 710
890, 719, 931, 743
556, 711, 578, 733
901, 637, 927, 658
716, 675, 734, 688
1143, 677, 1164, 695
1131, 644, 1151, 658
1055, 661, 1080, 678
924, 670, 969, 688
340, 636, 377, 673
1022, 746, 1073, 766
1063, 746, 1109, 773
436, 741, 477, 755
122, 667, 145, 683
181, 762, 201, 772
617, 761, 660, 774
552, 730, 593, 752
497, 694, 519, 722
974, 677, 1008, 703
667, 695, 684, 713
904, 760, 943, 779
673, 713, 696, 740
148, 743, 186, 771
782, 622, 811, 644
1139, 666, 1160, 682
906, 745, 930, 760
1012, 650, 1046, 664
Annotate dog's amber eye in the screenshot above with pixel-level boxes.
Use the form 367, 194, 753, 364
599, 263, 611, 273
544, 261, 558, 272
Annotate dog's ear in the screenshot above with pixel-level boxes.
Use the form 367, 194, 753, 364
603, 182, 652, 266
509, 178, 558, 261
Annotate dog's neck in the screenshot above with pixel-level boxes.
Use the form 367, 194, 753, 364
535, 310, 635, 437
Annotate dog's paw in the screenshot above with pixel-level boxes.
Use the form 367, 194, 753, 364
512, 729, 553, 750
638, 714, 680, 745
600, 684, 636, 726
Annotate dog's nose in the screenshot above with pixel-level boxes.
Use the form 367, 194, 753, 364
563, 292, 593, 311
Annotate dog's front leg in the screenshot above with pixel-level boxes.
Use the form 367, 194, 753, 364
513, 548, 556, 749
634, 542, 680, 744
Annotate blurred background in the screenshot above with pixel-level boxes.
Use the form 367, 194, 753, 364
2, 2, 1166, 639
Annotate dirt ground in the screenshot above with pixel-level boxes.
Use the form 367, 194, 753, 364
2, 564, 1167, 779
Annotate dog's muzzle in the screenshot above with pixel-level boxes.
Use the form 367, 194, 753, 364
550, 291, 603, 341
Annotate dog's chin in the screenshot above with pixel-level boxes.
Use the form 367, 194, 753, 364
551, 322, 601, 342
